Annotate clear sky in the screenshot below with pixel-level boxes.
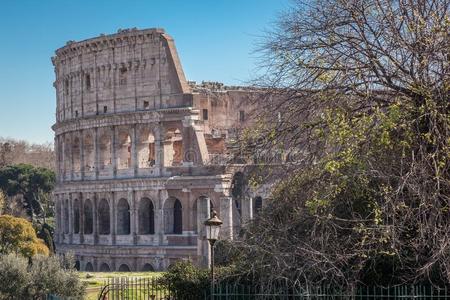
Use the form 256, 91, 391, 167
0, 0, 289, 144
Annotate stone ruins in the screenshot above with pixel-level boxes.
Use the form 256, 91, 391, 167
52, 28, 268, 272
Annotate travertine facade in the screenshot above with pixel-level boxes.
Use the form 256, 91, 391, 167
52, 28, 267, 272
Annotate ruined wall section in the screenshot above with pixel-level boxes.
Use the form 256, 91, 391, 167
191, 85, 260, 160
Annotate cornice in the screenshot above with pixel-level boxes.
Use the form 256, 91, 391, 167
52, 107, 197, 135
53, 28, 166, 64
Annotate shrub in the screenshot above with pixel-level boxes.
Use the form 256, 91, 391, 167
162, 261, 210, 299
0, 253, 85, 300
0, 253, 30, 298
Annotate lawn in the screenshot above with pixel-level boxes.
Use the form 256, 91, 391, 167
79, 271, 164, 300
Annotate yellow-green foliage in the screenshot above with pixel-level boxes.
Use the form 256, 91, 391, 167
0, 214, 49, 257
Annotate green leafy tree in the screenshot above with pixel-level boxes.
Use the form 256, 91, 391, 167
0, 215, 49, 258
0, 164, 55, 220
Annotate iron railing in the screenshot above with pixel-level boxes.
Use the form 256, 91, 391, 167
97, 277, 172, 300
211, 284, 450, 299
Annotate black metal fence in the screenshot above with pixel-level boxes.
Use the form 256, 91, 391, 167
211, 283, 450, 299
97, 277, 173, 300
87, 277, 450, 300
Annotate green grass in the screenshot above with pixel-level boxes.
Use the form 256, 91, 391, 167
78, 271, 165, 299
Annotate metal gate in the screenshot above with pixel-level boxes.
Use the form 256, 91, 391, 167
97, 277, 173, 300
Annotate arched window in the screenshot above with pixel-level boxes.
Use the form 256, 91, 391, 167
163, 197, 182, 234
231, 172, 246, 216
98, 199, 110, 235
63, 137, 71, 176
99, 263, 110, 272
139, 198, 155, 234
141, 263, 155, 272
72, 137, 81, 172
56, 201, 62, 233
99, 133, 112, 170
164, 128, 183, 166
73, 199, 80, 234
74, 260, 80, 271
118, 264, 131, 272
118, 131, 132, 169
254, 196, 263, 214
58, 140, 64, 177
63, 199, 69, 234
84, 199, 93, 234
85, 262, 94, 272
117, 198, 130, 235
174, 199, 182, 234
84, 133, 95, 171
138, 129, 155, 168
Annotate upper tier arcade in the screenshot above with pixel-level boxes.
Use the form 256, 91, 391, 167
52, 28, 191, 122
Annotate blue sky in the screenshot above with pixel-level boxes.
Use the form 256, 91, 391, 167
0, 0, 289, 144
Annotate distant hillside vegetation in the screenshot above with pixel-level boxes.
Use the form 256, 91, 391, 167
0, 137, 54, 170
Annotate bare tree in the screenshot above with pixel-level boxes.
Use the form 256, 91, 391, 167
0, 138, 54, 170
230, 0, 450, 288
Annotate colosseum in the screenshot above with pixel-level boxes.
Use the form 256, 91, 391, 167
52, 28, 268, 272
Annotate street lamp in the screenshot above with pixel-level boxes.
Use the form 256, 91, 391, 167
204, 210, 222, 298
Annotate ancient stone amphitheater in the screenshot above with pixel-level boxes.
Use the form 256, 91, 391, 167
52, 28, 266, 272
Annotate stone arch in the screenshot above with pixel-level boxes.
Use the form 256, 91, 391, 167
73, 198, 80, 234
99, 263, 111, 272
99, 133, 112, 170
98, 199, 110, 235
141, 263, 155, 272
63, 137, 71, 176
85, 262, 94, 272
64, 199, 69, 234
192, 197, 214, 233
118, 264, 131, 272
72, 137, 81, 172
57, 139, 64, 176
74, 260, 80, 271
117, 198, 130, 235
231, 172, 247, 216
164, 128, 183, 166
117, 131, 132, 169
84, 133, 95, 171
84, 199, 93, 234
56, 200, 62, 233
254, 196, 263, 214
138, 197, 155, 234
163, 197, 182, 234
138, 128, 156, 168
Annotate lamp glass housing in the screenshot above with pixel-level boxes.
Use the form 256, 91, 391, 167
206, 223, 220, 241
204, 210, 223, 242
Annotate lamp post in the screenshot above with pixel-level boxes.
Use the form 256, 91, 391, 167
204, 210, 222, 299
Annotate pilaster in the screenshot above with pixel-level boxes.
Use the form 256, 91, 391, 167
197, 197, 211, 268
111, 191, 116, 245
80, 130, 85, 180
241, 197, 254, 224
79, 193, 84, 243
94, 128, 99, 179
68, 194, 73, 243
93, 193, 99, 244
132, 125, 138, 176
219, 196, 233, 240
112, 126, 117, 178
